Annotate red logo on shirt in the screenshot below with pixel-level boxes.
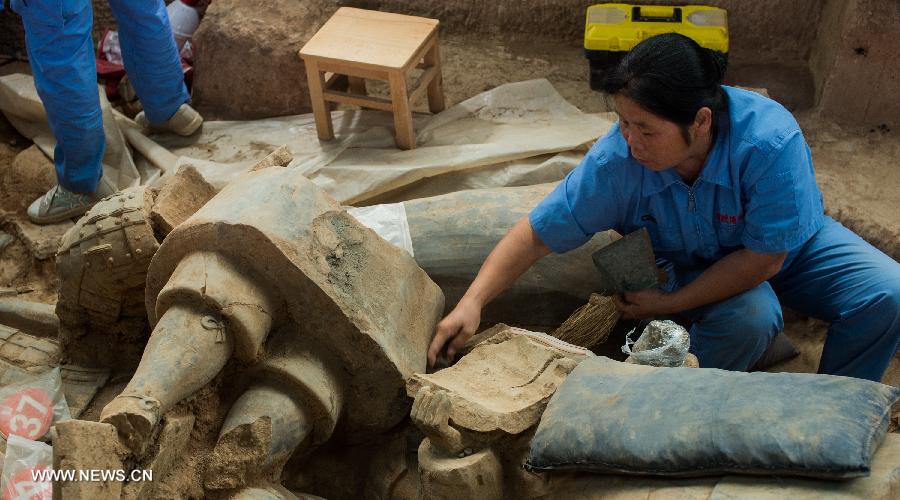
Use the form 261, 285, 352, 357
715, 213, 743, 225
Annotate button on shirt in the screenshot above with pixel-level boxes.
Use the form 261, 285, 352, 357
529, 86, 825, 277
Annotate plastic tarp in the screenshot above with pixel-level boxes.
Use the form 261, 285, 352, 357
0, 73, 140, 191
0, 75, 614, 205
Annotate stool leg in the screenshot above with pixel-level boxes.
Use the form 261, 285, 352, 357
389, 71, 416, 150
424, 40, 445, 114
348, 77, 367, 96
304, 59, 334, 141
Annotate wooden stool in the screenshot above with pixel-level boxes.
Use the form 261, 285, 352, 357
299, 7, 445, 150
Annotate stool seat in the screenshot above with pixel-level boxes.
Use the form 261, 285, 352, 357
299, 7, 445, 150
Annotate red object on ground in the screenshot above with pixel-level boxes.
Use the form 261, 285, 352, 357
2, 467, 52, 500
0, 387, 54, 440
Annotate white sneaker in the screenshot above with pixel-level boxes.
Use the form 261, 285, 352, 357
27, 178, 116, 225
135, 103, 203, 136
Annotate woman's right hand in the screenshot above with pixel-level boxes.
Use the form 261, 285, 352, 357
427, 298, 482, 367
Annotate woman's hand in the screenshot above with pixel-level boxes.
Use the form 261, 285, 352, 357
613, 288, 678, 319
427, 298, 482, 367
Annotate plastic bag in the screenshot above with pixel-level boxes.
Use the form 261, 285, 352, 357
0, 368, 70, 442
622, 320, 690, 367
347, 203, 414, 257
0, 435, 53, 500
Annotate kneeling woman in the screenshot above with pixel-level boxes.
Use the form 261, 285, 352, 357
427, 33, 900, 382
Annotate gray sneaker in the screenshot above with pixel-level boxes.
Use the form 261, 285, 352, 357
27, 180, 115, 225
135, 103, 203, 136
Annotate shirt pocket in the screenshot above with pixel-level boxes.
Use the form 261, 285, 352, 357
713, 220, 744, 248
647, 225, 684, 253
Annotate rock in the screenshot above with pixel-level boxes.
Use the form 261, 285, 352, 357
2, 213, 72, 260
250, 145, 294, 172
0, 324, 59, 371
0, 145, 55, 212
418, 439, 504, 500
192, 0, 338, 119
121, 415, 195, 500
0, 298, 59, 338
811, 0, 900, 127
0, 230, 13, 251
150, 166, 216, 236
408, 325, 592, 437
51, 420, 126, 500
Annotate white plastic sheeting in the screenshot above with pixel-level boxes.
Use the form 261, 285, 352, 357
0, 75, 613, 206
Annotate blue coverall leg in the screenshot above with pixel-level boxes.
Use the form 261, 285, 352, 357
678, 218, 900, 382
12, 0, 104, 193
12, 0, 189, 194
681, 280, 783, 371
107, 0, 189, 124
771, 218, 900, 382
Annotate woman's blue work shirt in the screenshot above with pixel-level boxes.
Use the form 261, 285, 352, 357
529, 86, 825, 276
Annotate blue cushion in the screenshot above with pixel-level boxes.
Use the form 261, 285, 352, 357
526, 357, 900, 479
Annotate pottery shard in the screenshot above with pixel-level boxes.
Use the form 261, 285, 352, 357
0, 324, 59, 372
121, 415, 195, 500
51, 420, 125, 500
407, 324, 593, 436
150, 166, 216, 236
2, 214, 72, 260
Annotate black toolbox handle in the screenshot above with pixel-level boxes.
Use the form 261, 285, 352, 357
632, 6, 682, 23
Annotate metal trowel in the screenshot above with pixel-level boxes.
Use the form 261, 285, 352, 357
591, 228, 667, 295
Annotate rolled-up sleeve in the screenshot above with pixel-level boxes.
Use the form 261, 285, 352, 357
741, 132, 825, 253
529, 148, 623, 254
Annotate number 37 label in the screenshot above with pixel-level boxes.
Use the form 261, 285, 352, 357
0, 388, 54, 440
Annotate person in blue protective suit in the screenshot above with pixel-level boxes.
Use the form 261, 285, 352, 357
6, 0, 203, 224
427, 33, 900, 383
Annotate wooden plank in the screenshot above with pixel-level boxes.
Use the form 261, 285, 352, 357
389, 71, 416, 149
304, 59, 334, 141
316, 60, 389, 81
403, 31, 438, 72
424, 39, 445, 113
299, 7, 439, 70
323, 90, 393, 112
409, 65, 438, 106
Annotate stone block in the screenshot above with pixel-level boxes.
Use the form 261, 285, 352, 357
52, 420, 125, 500
0, 145, 55, 212
149, 166, 216, 236
408, 325, 592, 437
2, 213, 72, 260
192, 0, 337, 119
810, 0, 900, 127
121, 415, 195, 500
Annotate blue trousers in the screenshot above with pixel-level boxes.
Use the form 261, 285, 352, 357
674, 218, 900, 382
11, 0, 189, 193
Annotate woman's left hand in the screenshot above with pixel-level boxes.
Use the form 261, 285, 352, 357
613, 288, 679, 319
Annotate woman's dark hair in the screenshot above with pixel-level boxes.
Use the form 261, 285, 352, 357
600, 33, 728, 141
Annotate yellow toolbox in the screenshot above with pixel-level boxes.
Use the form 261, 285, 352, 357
584, 3, 729, 89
